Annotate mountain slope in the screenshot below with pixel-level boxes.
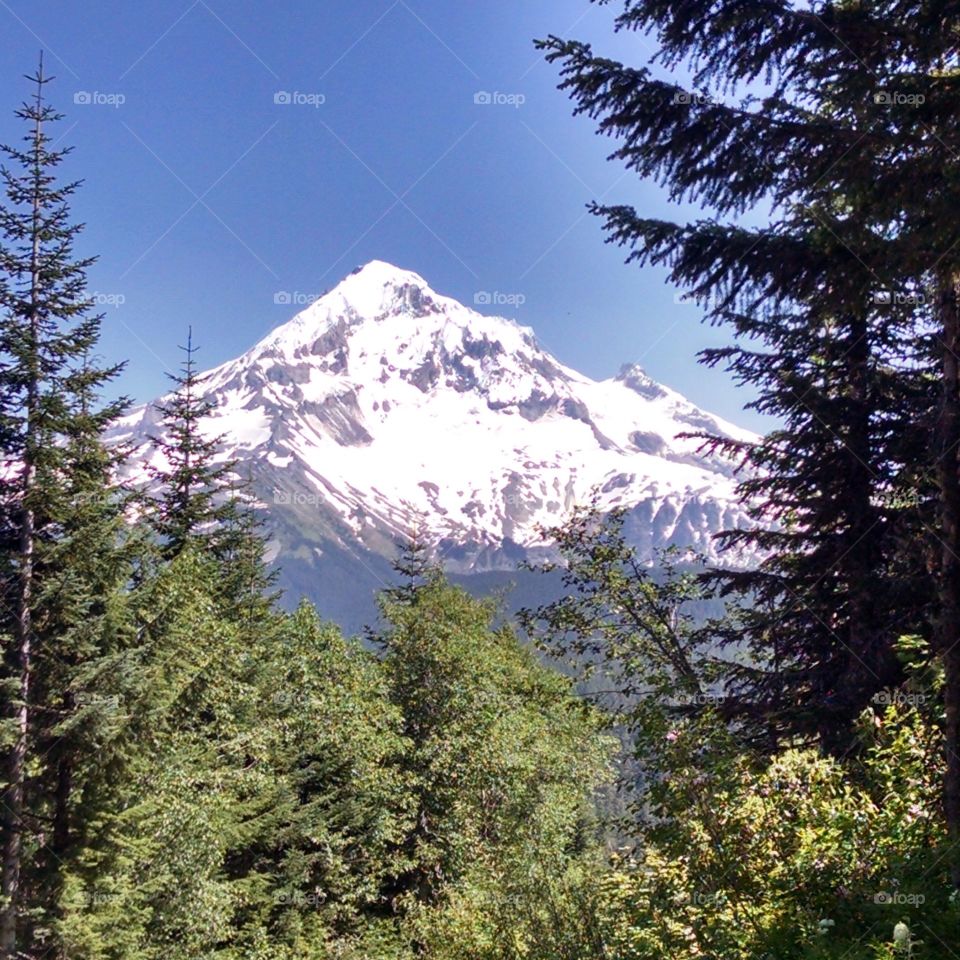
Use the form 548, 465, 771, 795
113, 260, 755, 628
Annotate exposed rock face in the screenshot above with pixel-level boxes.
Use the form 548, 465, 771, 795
111, 260, 758, 617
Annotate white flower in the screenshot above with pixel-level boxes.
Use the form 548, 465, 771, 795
817, 918, 835, 935
893, 922, 911, 945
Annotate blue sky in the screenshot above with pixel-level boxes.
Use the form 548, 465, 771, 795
0, 0, 768, 430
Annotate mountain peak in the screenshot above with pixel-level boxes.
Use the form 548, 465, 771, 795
348, 259, 429, 288
320, 259, 439, 320
344, 260, 430, 295
114, 263, 758, 594
251, 261, 448, 358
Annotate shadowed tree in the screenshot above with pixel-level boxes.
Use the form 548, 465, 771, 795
0, 57, 128, 954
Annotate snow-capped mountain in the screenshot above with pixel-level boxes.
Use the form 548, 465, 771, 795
114, 260, 756, 627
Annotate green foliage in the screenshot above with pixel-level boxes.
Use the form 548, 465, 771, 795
377, 565, 616, 957
522, 504, 754, 796
537, 0, 942, 754
597, 702, 958, 959
44, 553, 614, 960
147, 329, 239, 561
0, 58, 133, 953
9, 25, 960, 960
522, 504, 960, 959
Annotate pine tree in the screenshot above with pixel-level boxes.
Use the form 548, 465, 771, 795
70, 551, 249, 958
224, 602, 408, 957
697, 287, 932, 754
28, 352, 140, 952
148, 328, 237, 560
539, 0, 960, 873
538, 4, 943, 744
0, 57, 129, 954
217, 468, 279, 622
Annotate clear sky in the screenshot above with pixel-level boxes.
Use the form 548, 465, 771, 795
0, 0, 769, 431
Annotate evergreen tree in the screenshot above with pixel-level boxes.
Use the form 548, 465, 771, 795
375, 562, 613, 948
537, 3, 950, 749
0, 58, 129, 955
28, 351, 140, 953
538, 0, 960, 875
217, 469, 279, 623
148, 328, 237, 560
62, 550, 255, 959
225, 602, 408, 958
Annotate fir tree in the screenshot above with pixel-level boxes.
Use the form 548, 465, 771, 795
148, 328, 237, 560
0, 57, 128, 954
217, 468, 279, 623
28, 351, 138, 952
538, 0, 960, 874
537, 2, 945, 745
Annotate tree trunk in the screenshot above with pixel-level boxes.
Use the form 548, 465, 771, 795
1, 501, 35, 957
936, 275, 960, 888
0, 69, 44, 953
818, 310, 887, 757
